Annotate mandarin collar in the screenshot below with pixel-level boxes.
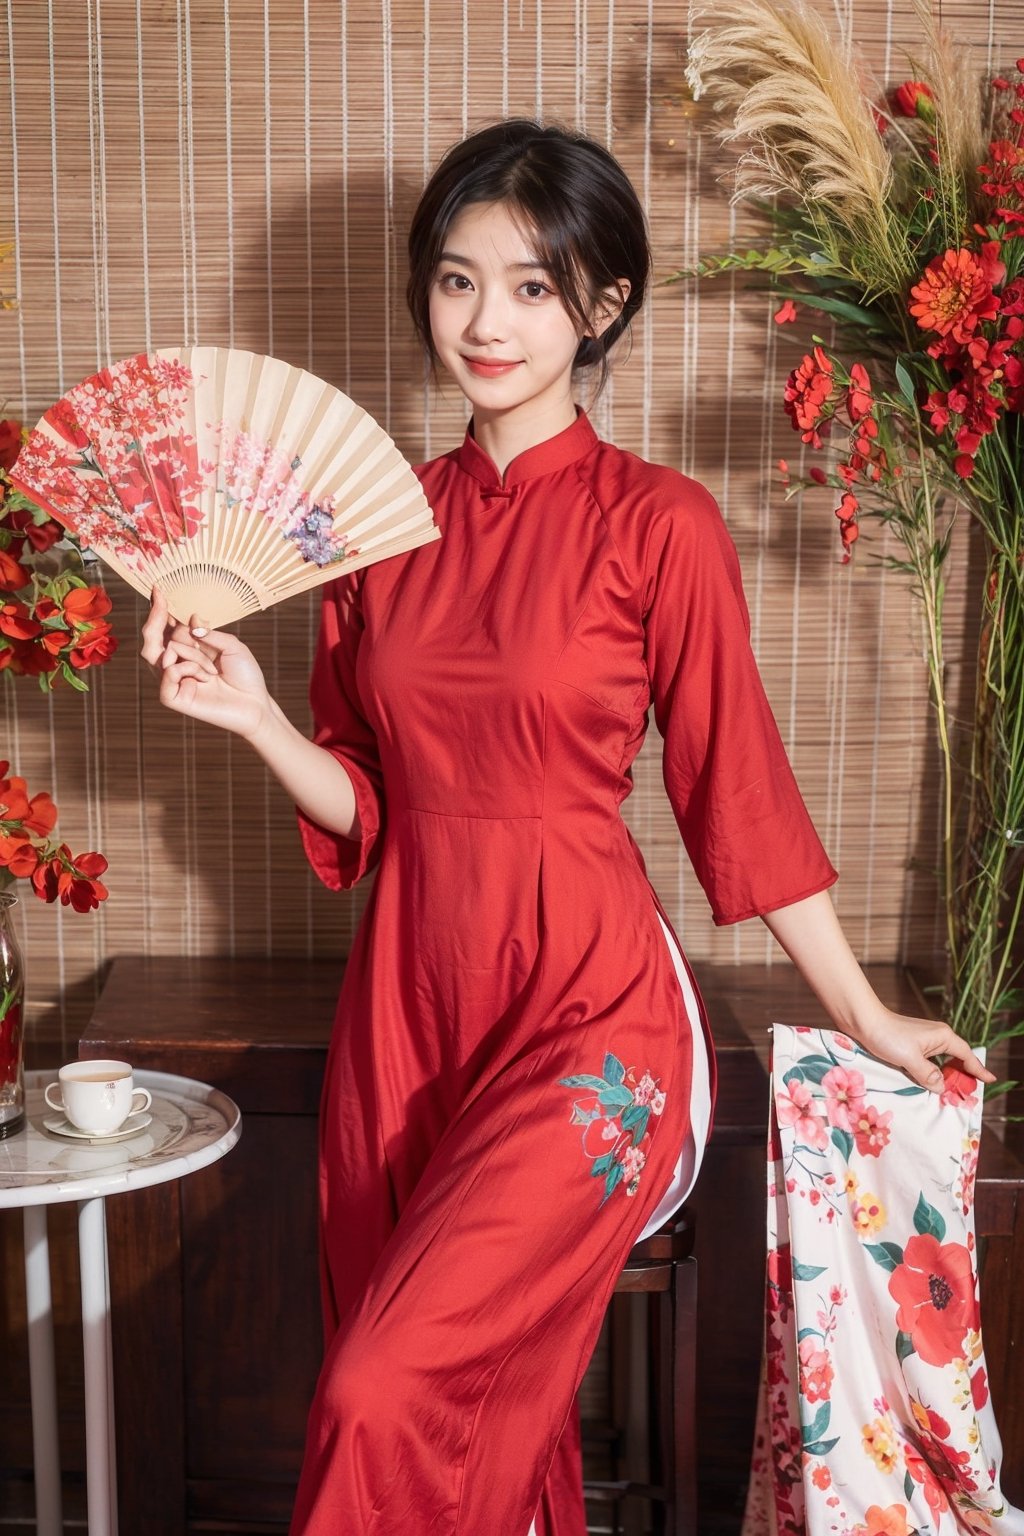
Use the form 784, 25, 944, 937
455, 406, 599, 492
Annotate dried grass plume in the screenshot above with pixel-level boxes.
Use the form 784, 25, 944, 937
686, 0, 912, 290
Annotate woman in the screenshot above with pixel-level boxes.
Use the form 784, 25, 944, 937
141, 119, 993, 1535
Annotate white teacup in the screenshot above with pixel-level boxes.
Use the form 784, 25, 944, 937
44, 1060, 152, 1135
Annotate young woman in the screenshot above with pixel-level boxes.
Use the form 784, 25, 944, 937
141, 119, 993, 1535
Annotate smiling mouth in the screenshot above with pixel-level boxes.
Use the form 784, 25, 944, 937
462, 356, 523, 371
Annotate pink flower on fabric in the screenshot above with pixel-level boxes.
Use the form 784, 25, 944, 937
775, 1079, 829, 1149
620, 1145, 647, 1182
632, 1072, 657, 1106
822, 1064, 867, 1130
798, 1336, 834, 1401
650, 1089, 666, 1116
852, 1103, 894, 1157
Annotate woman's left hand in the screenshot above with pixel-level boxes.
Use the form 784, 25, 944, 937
844, 1005, 996, 1093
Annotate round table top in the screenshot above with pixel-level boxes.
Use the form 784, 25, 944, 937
0, 1069, 241, 1208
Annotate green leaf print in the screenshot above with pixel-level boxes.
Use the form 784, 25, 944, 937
895, 1329, 916, 1363
559, 1074, 609, 1091
590, 1152, 617, 1177
602, 1161, 625, 1202
603, 1053, 625, 1086
789, 1055, 839, 1084
792, 1261, 828, 1282
893, 1085, 927, 1096
865, 1242, 904, 1272
599, 1085, 634, 1110
803, 1436, 840, 1456
802, 1403, 831, 1444
904, 1470, 915, 1501
628, 1107, 650, 1146
830, 1127, 853, 1161
913, 1193, 947, 1242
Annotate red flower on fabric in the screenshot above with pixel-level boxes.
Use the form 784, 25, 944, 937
971, 1367, 989, 1410
851, 1103, 893, 1157
797, 1336, 834, 1402
783, 347, 835, 448
888, 1234, 978, 1365
939, 1062, 979, 1108
904, 1443, 950, 1518
909, 247, 1002, 342
864, 1506, 910, 1536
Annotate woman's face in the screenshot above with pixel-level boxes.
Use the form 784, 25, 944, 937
427, 200, 617, 421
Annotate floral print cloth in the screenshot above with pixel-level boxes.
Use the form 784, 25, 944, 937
742, 1023, 1023, 1536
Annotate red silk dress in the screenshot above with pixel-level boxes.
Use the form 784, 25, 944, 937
289, 407, 837, 1535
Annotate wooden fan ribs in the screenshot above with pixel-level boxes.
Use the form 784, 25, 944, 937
10, 346, 441, 627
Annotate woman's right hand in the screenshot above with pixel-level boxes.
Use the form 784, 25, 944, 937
140, 586, 272, 740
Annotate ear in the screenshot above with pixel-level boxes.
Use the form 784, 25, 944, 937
589, 278, 632, 339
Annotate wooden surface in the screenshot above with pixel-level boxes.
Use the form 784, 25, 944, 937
1, 955, 1020, 1532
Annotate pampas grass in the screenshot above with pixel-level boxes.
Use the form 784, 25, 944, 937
686, 0, 915, 295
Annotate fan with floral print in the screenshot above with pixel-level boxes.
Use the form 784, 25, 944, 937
8, 347, 441, 626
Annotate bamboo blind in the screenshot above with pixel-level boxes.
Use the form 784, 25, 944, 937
0, 0, 1017, 1053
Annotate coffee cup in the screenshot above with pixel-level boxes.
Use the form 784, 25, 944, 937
44, 1060, 152, 1135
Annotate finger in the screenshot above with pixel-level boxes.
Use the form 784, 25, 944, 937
140, 586, 173, 666
164, 638, 219, 676
937, 1031, 997, 1083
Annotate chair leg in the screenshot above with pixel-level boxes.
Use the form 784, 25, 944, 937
673, 1256, 699, 1536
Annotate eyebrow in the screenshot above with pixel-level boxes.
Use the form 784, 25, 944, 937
438, 250, 554, 272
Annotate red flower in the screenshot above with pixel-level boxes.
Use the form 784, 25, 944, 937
31, 845, 109, 911
0, 419, 22, 472
0, 546, 29, 593
980, 139, 1024, 199
904, 1444, 950, 1518
2, 506, 62, 554
68, 620, 118, 670
63, 584, 113, 627
971, 1367, 989, 1410
888, 1233, 978, 1366
0, 831, 37, 876
847, 362, 874, 421
0, 601, 42, 641
798, 1336, 834, 1402
783, 347, 835, 449
892, 80, 936, 121
954, 454, 976, 478
774, 298, 798, 324
909, 248, 1001, 342
852, 1103, 893, 1157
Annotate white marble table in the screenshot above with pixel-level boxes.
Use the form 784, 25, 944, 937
0, 1069, 242, 1536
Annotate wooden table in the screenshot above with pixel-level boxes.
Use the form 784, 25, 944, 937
71, 955, 1023, 1532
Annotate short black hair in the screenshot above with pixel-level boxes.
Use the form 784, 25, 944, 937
406, 118, 651, 396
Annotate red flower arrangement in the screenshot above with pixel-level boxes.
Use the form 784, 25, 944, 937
0, 760, 108, 911
683, 11, 1024, 1051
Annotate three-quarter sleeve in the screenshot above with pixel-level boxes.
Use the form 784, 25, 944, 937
641, 480, 838, 925
296, 571, 385, 891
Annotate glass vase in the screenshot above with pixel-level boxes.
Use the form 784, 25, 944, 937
0, 890, 26, 1138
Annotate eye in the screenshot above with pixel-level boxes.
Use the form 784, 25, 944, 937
437, 271, 473, 292
518, 279, 554, 301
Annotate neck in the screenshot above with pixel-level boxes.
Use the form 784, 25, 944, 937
470, 392, 579, 478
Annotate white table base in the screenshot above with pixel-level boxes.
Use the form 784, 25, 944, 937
23, 1203, 62, 1536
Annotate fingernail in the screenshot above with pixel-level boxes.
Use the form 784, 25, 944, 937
191, 626, 207, 638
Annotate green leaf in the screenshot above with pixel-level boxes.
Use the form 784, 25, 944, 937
793, 1261, 828, 1282
896, 1329, 916, 1363
904, 1470, 914, 1502
797, 1326, 822, 1342
59, 662, 89, 693
599, 1085, 634, 1110
893, 1085, 927, 1096
603, 1052, 625, 1086
629, 1106, 650, 1146
865, 1242, 904, 1272
803, 1436, 840, 1456
913, 1193, 946, 1242
831, 1127, 854, 1161
894, 358, 917, 405
590, 1152, 617, 1176
782, 1066, 806, 1086
802, 1402, 831, 1443
603, 1161, 625, 1200
558, 1074, 607, 1091
790, 1054, 837, 1084
771, 288, 885, 330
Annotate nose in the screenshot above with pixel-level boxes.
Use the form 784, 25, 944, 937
463, 285, 510, 346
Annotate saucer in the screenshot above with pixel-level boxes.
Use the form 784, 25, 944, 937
43, 1111, 153, 1144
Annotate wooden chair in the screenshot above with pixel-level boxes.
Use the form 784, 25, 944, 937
581, 1208, 698, 1536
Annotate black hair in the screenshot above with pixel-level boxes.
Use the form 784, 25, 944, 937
405, 118, 651, 397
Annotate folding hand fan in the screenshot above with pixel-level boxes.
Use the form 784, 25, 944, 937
9, 346, 441, 626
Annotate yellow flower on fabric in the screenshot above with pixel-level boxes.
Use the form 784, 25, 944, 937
861, 1415, 899, 1474
843, 1169, 859, 1195
851, 1192, 886, 1238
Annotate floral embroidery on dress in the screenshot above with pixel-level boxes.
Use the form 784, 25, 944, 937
558, 1051, 666, 1204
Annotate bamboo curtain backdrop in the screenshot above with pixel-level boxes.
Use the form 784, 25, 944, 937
1, 0, 1017, 1052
